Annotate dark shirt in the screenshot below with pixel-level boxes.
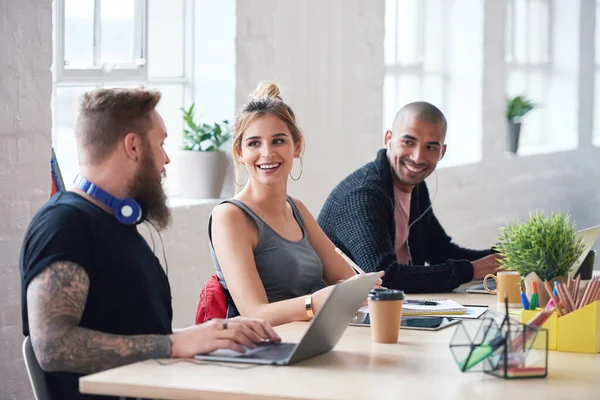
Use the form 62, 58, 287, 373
318, 149, 493, 293
20, 192, 173, 400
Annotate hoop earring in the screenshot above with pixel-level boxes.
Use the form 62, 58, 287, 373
234, 163, 248, 186
290, 157, 303, 181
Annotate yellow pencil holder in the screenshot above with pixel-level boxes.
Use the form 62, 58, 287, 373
557, 300, 600, 354
520, 309, 558, 350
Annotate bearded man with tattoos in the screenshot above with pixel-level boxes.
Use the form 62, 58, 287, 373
19, 88, 280, 400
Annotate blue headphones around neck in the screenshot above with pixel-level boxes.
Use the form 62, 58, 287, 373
74, 174, 143, 225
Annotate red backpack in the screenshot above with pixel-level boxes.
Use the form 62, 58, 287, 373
195, 274, 228, 324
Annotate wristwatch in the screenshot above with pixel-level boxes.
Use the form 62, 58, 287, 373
304, 295, 314, 319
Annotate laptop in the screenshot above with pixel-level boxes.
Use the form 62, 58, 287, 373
194, 273, 379, 366
570, 224, 600, 275
465, 280, 495, 294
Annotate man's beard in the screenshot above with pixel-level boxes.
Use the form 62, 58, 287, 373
130, 145, 171, 230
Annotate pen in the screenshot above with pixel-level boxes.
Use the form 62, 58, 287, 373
520, 292, 529, 310
529, 281, 539, 310
543, 281, 564, 316
405, 299, 439, 306
335, 248, 366, 275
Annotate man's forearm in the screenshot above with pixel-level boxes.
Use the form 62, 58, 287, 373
34, 326, 172, 374
26, 260, 172, 375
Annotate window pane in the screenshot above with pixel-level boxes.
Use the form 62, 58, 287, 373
505, 0, 514, 62
528, 0, 549, 64
508, 70, 546, 150
100, 0, 136, 65
422, 75, 444, 109
423, 0, 443, 69
54, 86, 96, 186
149, 84, 185, 150
148, 0, 185, 78
396, 0, 421, 64
64, 0, 94, 68
514, 0, 528, 63
383, 75, 398, 129
397, 75, 421, 107
384, 0, 398, 66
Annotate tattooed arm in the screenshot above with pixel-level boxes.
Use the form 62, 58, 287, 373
26, 261, 172, 374
27, 261, 281, 374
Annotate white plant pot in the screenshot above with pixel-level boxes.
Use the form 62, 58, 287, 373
172, 150, 229, 199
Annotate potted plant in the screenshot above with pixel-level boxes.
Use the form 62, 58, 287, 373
174, 104, 231, 198
506, 95, 536, 153
494, 211, 585, 307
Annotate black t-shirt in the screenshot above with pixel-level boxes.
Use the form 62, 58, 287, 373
20, 192, 173, 400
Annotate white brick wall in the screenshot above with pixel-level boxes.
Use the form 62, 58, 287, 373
0, 0, 53, 398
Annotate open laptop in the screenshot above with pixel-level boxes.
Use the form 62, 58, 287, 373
570, 224, 600, 275
465, 279, 495, 294
195, 273, 379, 366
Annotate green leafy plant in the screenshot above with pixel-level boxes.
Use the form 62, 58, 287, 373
494, 211, 585, 282
506, 95, 536, 123
181, 104, 231, 151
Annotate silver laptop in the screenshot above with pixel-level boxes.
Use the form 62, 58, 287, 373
194, 273, 379, 366
465, 279, 496, 294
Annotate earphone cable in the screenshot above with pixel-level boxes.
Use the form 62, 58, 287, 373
395, 169, 439, 265
146, 222, 156, 252
145, 220, 169, 277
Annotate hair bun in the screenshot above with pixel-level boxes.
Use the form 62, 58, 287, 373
252, 80, 282, 100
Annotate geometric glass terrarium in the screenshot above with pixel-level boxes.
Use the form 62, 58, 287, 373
449, 309, 548, 379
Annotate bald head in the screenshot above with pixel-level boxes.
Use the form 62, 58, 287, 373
392, 102, 447, 140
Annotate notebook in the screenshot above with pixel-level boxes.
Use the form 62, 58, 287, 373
402, 298, 467, 316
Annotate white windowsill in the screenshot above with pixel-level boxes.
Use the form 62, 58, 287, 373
168, 196, 224, 209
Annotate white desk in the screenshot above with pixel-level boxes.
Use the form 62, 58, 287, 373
80, 291, 600, 400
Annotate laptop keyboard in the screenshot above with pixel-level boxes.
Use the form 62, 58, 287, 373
241, 342, 296, 360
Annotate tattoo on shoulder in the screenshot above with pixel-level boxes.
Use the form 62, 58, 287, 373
27, 261, 172, 374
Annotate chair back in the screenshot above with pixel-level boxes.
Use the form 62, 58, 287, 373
22, 336, 51, 400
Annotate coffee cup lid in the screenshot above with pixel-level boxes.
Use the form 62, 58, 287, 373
368, 288, 405, 301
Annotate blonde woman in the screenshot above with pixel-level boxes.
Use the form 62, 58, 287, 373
209, 81, 383, 327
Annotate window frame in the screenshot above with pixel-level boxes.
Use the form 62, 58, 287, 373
384, 0, 453, 121
54, 0, 149, 83
505, 0, 556, 151
52, 0, 195, 187
505, 0, 553, 68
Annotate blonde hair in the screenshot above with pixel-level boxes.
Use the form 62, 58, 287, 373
232, 81, 304, 165
75, 87, 161, 163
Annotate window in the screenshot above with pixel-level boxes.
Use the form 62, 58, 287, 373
506, 0, 579, 155
383, 0, 483, 168
52, 0, 191, 187
56, 0, 148, 82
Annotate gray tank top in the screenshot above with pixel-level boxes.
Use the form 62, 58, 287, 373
209, 196, 324, 314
